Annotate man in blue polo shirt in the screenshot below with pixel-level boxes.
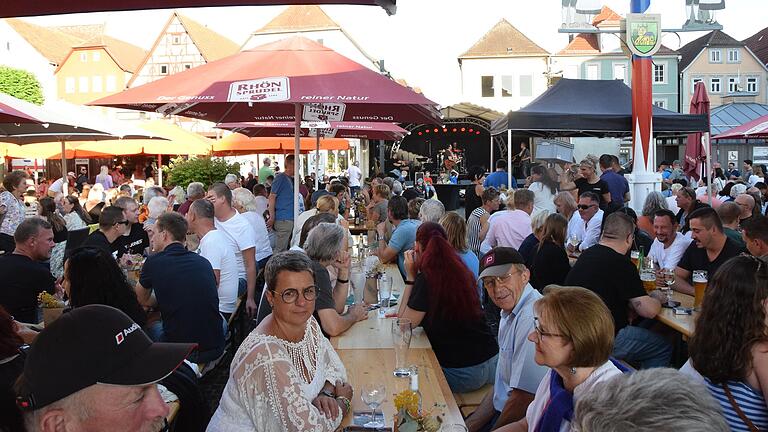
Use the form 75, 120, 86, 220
374, 195, 420, 279
267, 154, 303, 252
465, 247, 548, 432
599, 154, 630, 206
136, 212, 225, 363
484, 159, 517, 190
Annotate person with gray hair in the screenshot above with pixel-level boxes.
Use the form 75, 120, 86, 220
637, 191, 668, 235
518, 209, 551, 266
178, 181, 205, 216
572, 368, 729, 431
142, 186, 165, 205
144, 196, 169, 228
418, 199, 445, 223
231, 187, 273, 271
392, 180, 403, 196
256, 223, 367, 336
224, 173, 240, 190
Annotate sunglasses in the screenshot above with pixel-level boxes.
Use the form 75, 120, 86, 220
116, 220, 130, 226
577, 204, 596, 210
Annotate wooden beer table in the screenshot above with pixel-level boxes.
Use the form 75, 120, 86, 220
655, 291, 696, 339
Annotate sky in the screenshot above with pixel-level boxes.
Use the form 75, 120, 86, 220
24, 0, 768, 106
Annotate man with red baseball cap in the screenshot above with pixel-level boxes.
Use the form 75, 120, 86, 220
16, 304, 195, 432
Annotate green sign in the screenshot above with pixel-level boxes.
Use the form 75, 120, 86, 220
626, 14, 662, 57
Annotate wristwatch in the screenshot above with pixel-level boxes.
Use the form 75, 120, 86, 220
320, 389, 335, 398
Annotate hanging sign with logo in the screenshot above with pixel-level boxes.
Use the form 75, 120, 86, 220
227, 77, 290, 102
626, 14, 662, 57
303, 103, 346, 122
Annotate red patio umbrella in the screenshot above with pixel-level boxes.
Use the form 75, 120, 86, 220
713, 114, 768, 140
683, 81, 711, 183
0, 0, 396, 18
217, 121, 407, 140
0, 101, 40, 124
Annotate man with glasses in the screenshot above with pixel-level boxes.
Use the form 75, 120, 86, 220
81, 206, 128, 257
465, 248, 548, 432
566, 212, 670, 369
135, 212, 225, 363
566, 192, 604, 253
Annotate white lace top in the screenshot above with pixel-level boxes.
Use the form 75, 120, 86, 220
207, 317, 347, 432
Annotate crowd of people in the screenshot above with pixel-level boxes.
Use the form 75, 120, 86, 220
0, 152, 766, 432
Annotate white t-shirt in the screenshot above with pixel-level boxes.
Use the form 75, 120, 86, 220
292, 209, 319, 248
525, 361, 623, 432
49, 177, 66, 194
749, 175, 765, 187
648, 232, 693, 270
348, 165, 362, 187
241, 211, 273, 261
254, 195, 268, 217
528, 182, 557, 216
215, 212, 257, 279
197, 230, 239, 314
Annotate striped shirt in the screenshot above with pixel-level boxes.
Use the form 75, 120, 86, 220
467, 207, 487, 257
706, 378, 768, 431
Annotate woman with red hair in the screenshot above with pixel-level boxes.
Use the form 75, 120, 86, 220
399, 222, 499, 393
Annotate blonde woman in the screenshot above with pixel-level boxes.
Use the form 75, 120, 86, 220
560, 157, 611, 209
95, 165, 113, 190
231, 187, 273, 269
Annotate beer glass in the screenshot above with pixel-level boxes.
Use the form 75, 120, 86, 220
640, 269, 656, 294
377, 275, 391, 318
630, 251, 640, 268
692, 270, 708, 310
392, 318, 412, 377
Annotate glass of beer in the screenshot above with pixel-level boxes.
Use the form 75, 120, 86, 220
692, 270, 708, 310
640, 269, 656, 294
631, 251, 640, 268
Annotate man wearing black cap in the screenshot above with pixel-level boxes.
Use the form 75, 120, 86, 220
465, 248, 548, 432
16, 304, 194, 432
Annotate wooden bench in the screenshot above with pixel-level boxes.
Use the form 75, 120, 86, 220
453, 383, 494, 418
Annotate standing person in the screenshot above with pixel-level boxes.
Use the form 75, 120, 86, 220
112, 197, 150, 259
374, 196, 420, 280
399, 223, 499, 393
466, 166, 487, 221
0, 171, 29, 255
75, 166, 89, 193
485, 159, 517, 191
743, 159, 755, 183
516, 142, 532, 178
258, 157, 274, 184
599, 154, 630, 206
560, 157, 612, 210
486, 189, 534, 251
95, 165, 114, 190
647, 209, 693, 271
675, 186, 710, 234
565, 212, 670, 368
267, 154, 299, 252
0, 218, 56, 323
530, 213, 570, 291
47, 172, 76, 198
465, 248, 549, 432
527, 165, 557, 216
712, 167, 727, 194
684, 255, 768, 431
177, 182, 205, 216
59, 195, 91, 230
347, 161, 362, 197
81, 206, 128, 256
726, 162, 741, 180
37, 197, 68, 278
110, 165, 125, 186
207, 183, 258, 317
186, 200, 239, 319
468, 187, 501, 258
231, 188, 273, 271
498, 287, 626, 432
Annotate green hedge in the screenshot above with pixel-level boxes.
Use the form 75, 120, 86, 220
164, 156, 240, 188
0, 66, 44, 105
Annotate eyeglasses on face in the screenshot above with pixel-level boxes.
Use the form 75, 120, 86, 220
577, 204, 596, 210
272, 286, 318, 304
533, 317, 567, 343
482, 271, 518, 289
116, 220, 130, 226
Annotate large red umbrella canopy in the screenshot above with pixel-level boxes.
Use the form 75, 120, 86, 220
217, 121, 407, 140
0, 101, 40, 124
713, 114, 768, 140
0, 0, 395, 18
90, 37, 441, 125
683, 81, 711, 181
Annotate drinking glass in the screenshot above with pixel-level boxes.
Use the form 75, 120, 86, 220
661, 268, 675, 305
640, 269, 656, 294
392, 318, 412, 377
378, 274, 392, 318
361, 383, 386, 428
692, 270, 708, 311
350, 269, 366, 305
568, 234, 580, 249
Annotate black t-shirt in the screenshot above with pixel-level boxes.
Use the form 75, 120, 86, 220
564, 244, 646, 332
140, 243, 223, 354
677, 237, 744, 278
531, 241, 570, 291
464, 185, 483, 221
575, 178, 610, 209
407, 273, 498, 368
0, 254, 55, 323
81, 230, 115, 256
87, 202, 105, 225
518, 233, 539, 268
52, 223, 68, 244
113, 223, 150, 258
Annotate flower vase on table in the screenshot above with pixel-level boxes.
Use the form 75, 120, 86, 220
38, 292, 65, 326
393, 389, 441, 432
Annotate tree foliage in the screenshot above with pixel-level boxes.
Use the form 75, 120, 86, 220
164, 156, 240, 188
0, 66, 44, 105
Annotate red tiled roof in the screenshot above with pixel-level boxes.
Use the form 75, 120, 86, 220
75, 34, 148, 73
5, 18, 83, 65
744, 26, 768, 66
254, 5, 340, 34
592, 6, 622, 27
557, 33, 600, 55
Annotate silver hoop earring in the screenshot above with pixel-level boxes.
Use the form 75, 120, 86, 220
570, 367, 577, 375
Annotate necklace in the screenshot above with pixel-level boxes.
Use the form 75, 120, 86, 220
279, 322, 319, 384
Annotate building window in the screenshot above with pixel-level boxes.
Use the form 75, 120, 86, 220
160, 64, 168, 75
586, 63, 599, 80
92, 51, 100, 62
92, 76, 103, 92
184, 64, 192, 70
519, 75, 533, 97
79, 52, 87, 63
727, 48, 740, 63
653, 62, 666, 84
172, 35, 181, 45
613, 63, 627, 84
78, 76, 89, 93
710, 49, 722, 63
692, 78, 703, 93
481, 76, 494, 97
65, 77, 75, 94
728, 77, 739, 93
747, 77, 759, 93
710, 77, 721, 93
106, 75, 116, 92
501, 75, 513, 97
653, 98, 667, 109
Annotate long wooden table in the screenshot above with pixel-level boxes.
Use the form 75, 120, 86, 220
655, 291, 696, 338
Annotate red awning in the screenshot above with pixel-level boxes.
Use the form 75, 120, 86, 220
713, 114, 768, 140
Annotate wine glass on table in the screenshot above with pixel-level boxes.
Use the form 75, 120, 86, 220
661, 268, 675, 306
361, 383, 386, 428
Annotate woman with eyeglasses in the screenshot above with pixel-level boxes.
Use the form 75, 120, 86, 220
497, 286, 624, 432
400, 222, 499, 393
208, 251, 353, 432
683, 255, 768, 431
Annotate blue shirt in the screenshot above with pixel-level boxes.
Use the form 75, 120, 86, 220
140, 243, 224, 354
388, 219, 420, 279
458, 249, 481, 300
271, 173, 300, 221
493, 284, 548, 411
484, 170, 517, 190
600, 170, 629, 205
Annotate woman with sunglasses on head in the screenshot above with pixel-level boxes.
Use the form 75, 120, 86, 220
208, 251, 353, 432
400, 222, 498, 393
497, 286, 624, 432
683, 255, 768, 431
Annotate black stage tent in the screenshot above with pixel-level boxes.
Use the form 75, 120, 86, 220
491, 79, 709, 137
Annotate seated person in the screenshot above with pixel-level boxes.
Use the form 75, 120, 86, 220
0, 218, 56, 323
208, 251, 353, 431
136, 212, 225, 363
374, 196, 420, 280
647, 209, 692, 270
81, 205, 128, 257
530, 214, 571, 291
567, 192, 604, 252
112, 196, 150, 258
